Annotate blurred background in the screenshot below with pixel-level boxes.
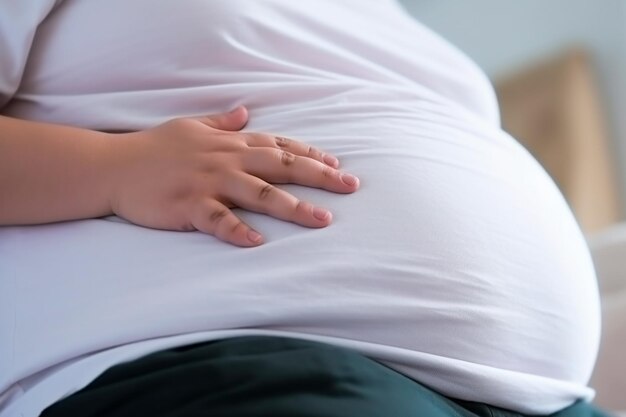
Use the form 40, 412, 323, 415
398, 0, 626, 413
400, 0, 626, 235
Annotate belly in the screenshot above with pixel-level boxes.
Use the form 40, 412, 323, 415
0, 93, 600, 400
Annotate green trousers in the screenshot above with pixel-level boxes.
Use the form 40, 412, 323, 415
41, 336, 611, 417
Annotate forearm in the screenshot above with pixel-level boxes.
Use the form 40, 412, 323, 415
0, 115, 119, 225
0, 108, 358, 246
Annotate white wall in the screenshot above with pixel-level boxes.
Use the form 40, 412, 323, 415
398, 0, 626, 212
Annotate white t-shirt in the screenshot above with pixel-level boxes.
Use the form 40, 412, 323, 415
0, 1, 601, 416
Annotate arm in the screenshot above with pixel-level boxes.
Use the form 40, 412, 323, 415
0, 114, 117, 224
0, 107, 359, 246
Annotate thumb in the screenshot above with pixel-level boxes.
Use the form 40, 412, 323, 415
199, 106, 249, 131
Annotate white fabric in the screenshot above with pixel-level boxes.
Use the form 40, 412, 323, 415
0, 1, 601, 415
0, 0, 60, 108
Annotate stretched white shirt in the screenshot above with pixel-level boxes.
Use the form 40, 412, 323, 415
0, 1, 600, 416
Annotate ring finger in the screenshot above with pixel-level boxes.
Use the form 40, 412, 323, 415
221, 172, 333, 228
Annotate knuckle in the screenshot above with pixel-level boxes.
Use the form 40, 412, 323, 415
322, 165, 334, 178
258, 184, 274, 200
248, 132, 265, 143
290, 199, 305, 221
246, 133, 271, 147
230, 221, 246, 235
209, 208, 228, 225
294, 199, 305, 213
168, 117, 187, 126
232, 133, 250, 148
169, 117, 195, 130
279, 150, 296, 166
275, 136, 290, 147
179, 221, 196, 232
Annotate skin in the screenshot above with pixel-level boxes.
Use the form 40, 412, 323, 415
0, 106, 360, 247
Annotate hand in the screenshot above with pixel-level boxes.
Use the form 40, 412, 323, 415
109, 106, 360, 247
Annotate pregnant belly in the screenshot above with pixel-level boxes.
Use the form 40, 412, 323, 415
0, 100, 600, 403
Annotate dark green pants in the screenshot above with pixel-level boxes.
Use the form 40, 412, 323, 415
41, 336, 611, 417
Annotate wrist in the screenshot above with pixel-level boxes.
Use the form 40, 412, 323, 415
103, 130, 145, 217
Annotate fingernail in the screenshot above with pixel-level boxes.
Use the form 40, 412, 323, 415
323, 153, 339, 168
247, 229, 263, 244
230, 105, 243, 114
313, 207, 330, 221
341, 173, 358, 186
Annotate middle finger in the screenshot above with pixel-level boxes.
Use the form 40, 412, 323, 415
243, 148, 359, 194
244, 133, 339, 168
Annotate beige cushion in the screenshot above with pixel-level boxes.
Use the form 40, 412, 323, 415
588, 225, 626, 412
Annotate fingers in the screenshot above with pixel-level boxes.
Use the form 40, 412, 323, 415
193, 110, 340, 169
243, 148, 359, 193
191, 199, 263, 247
196, 106, 249, 131
245, 133, 339, 168
223, 173, 333, 228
